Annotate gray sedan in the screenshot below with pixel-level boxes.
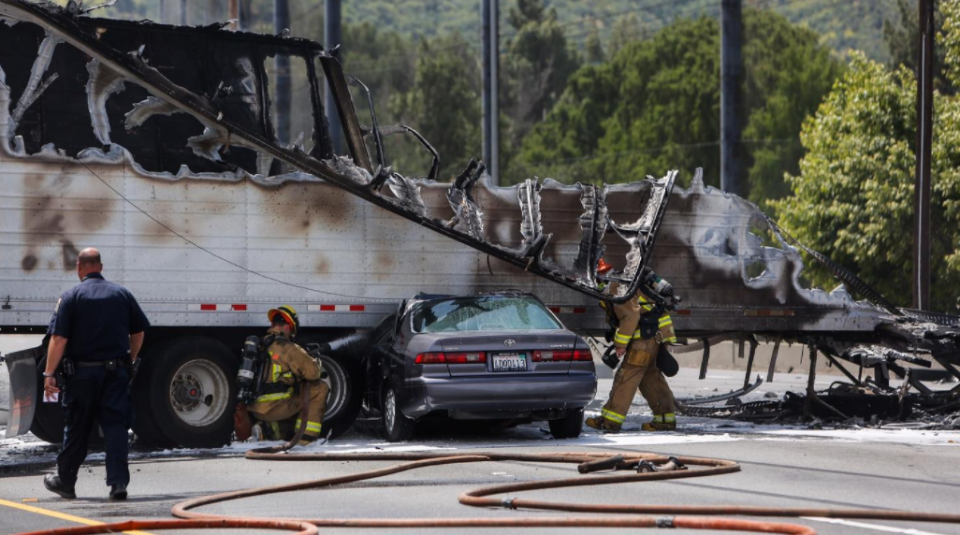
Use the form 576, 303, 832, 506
359, 292, 597, 441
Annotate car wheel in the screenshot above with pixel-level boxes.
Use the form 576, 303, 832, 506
548, 407, 584, 439
381, 382, 415, 442
144, 337, 237, 448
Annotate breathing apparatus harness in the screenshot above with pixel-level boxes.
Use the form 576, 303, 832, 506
597, 267, 681, 375
237, 334, 278, 404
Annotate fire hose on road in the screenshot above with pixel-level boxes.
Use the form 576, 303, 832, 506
14, 400, 960, 535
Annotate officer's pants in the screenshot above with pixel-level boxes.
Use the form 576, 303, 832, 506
248, 380, 329, 440
59, 365, 131, 487
599, 338, 676, 430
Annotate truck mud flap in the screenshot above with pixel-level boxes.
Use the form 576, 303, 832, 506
3, 344, 41, 437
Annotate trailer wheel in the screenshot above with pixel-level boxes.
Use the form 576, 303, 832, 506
131, 342, 175, 447
299, 338, 362, 439
145, 337, 237, 448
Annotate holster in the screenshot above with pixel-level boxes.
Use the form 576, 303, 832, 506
638, 314, 659, 339
56, 358, 76, 388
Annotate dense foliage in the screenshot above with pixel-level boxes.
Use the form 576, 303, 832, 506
71, 0, 900, 63
513, 10, 843, 205
771, 2, 960, 312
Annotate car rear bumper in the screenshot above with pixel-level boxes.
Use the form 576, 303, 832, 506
400, 372, 598, 419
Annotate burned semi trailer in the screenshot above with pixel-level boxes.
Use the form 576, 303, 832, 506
0, 0, 956, 447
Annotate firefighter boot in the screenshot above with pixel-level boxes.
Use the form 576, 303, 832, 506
585, 417, 621, 433
640, 413, 676, 431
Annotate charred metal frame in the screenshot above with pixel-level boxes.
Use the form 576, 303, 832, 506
1, 1, 958, 435
0, 0, 666, 305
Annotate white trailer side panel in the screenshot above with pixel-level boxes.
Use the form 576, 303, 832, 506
0, 154, 605, 330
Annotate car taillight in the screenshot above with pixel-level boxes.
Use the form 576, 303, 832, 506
444, 352, 486, 364
415, 352, 445, 364
532, 349, 593, 362
415, 352, 486, 364
572, 349, 592, 361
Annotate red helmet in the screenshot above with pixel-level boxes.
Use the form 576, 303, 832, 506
597, 258, 613, 274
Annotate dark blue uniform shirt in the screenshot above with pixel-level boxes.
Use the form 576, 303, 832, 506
48, 273, 150, 363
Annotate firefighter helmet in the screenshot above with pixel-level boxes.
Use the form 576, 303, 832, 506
597, 257, 613, 274
268, 305, 300, 335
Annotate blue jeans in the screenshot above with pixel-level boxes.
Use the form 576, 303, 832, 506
58, 365, 131, 487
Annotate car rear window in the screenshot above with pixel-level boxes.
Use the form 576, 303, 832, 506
412, 296, 563, 333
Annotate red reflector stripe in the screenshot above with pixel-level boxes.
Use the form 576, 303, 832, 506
320, 305, 336, 311
200, 304, 216, 311
231, 304, 247, 311
572, 307, 586, 314
676, 309, 692, 315
349, 305, 365, 312
549, 307, 560, 314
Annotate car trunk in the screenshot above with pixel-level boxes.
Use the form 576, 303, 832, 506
435, 330, 580, 377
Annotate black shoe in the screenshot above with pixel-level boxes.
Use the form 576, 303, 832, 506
109, 484, 128, 501
43, 474, 76, 499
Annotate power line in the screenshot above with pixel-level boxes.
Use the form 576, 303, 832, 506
76, 160, 389, 302
527, 138, 797, 167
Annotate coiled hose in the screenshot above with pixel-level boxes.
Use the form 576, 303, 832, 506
15, 395, 960, 535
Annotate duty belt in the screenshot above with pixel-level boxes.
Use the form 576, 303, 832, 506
75, 358, 121, 368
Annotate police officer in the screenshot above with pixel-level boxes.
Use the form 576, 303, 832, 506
586, 258, 678, 433
42, 248, 149, 500
246, 305, 329, 446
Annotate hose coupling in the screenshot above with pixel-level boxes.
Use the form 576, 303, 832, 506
655, 516, 676, 528
501, 497, 516, 509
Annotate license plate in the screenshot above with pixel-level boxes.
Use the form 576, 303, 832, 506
492, 352, 526, 372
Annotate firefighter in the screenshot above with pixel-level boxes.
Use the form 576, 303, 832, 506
246, 305, 329, 445
586, 259, 678, 432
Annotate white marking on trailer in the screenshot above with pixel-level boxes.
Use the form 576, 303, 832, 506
306, 304, 367, 312
187, 304, 248, 311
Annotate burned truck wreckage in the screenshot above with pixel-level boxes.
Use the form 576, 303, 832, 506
1, 0, 958, 443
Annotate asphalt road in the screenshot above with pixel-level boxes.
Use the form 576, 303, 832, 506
3, 332, 959, 535
1, 429, 960, 535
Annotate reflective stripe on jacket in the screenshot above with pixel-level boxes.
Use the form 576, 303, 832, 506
253, 328, 321, 404
608, 282, 676, 348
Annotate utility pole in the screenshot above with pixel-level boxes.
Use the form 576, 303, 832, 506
180, 0, 187, 25
481, 0, 500, 185
325, 0, 343, 154
720, 0, 742, 196
228, 0, 239, 30
274, 0, 291, 144
914, 0, 935, 310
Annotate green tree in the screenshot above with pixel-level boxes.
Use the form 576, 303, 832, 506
883, 0, 952, 93
609, 13, 643, 57
585, 29, 605, 64
390, 33, 481, 179
770, 0, 960, 311
514, 10, 842, 204
771, 48, 960, 311
503, 0, 581, 134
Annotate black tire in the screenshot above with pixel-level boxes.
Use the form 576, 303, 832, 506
380, 379, 416, 442
297, 335, 363, 439
131, 341, 176, 448
144, 337, 237, 448
549, 407, 584, 439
